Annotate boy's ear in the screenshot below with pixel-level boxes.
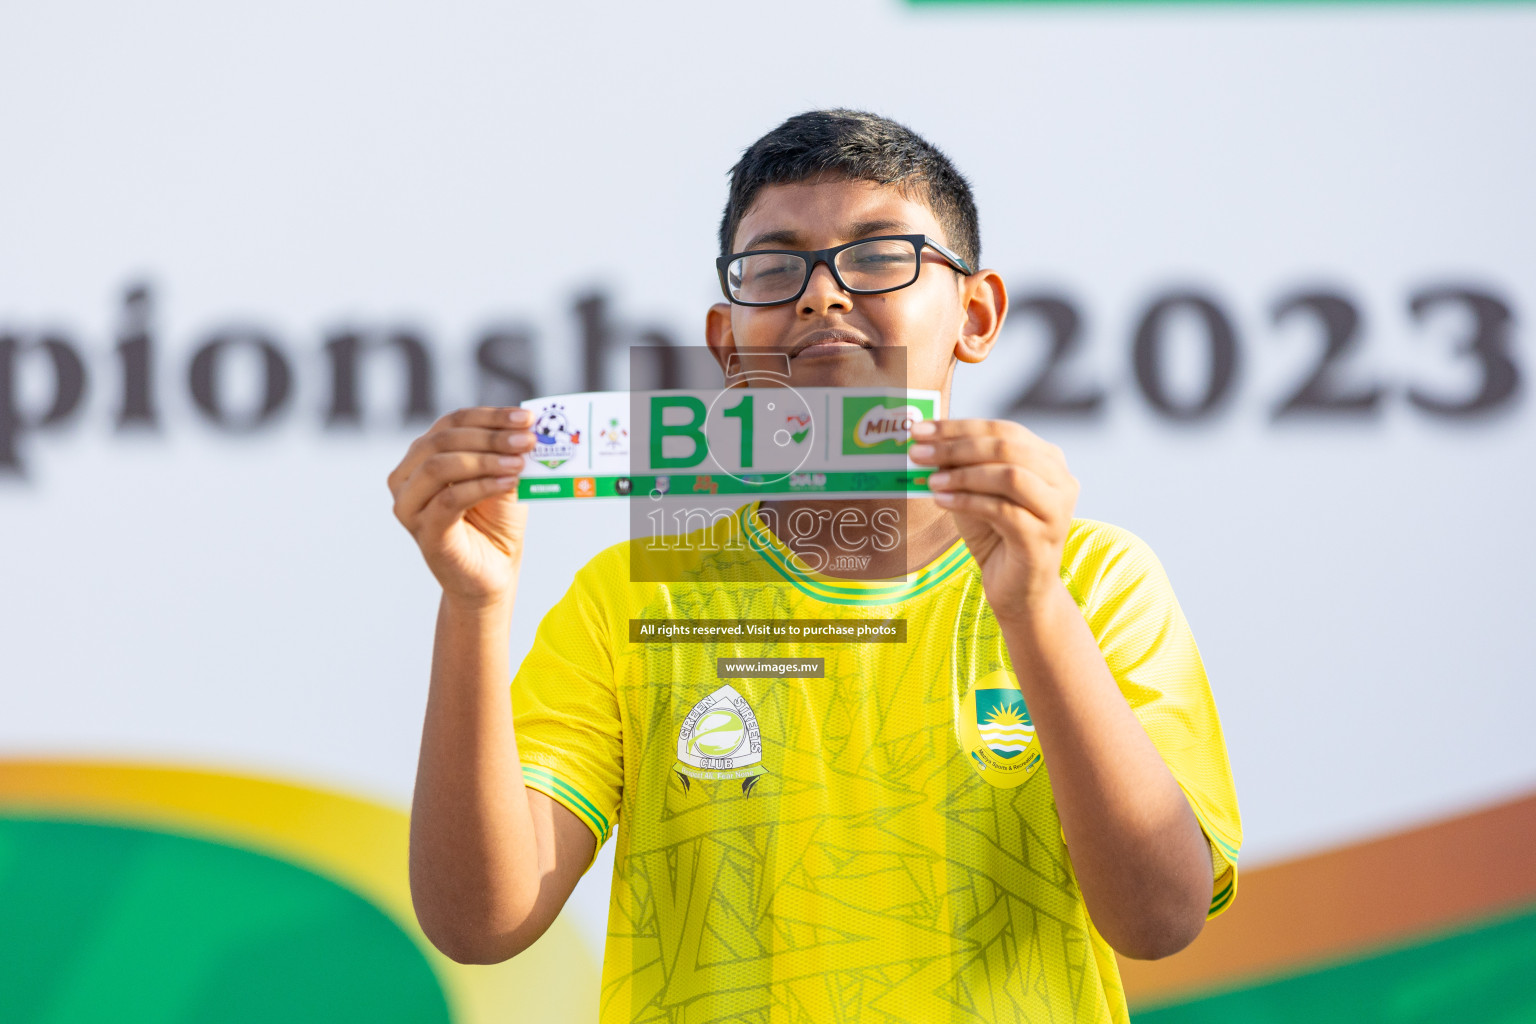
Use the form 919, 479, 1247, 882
705, 302, 737, 373
954, 269, 1009, 365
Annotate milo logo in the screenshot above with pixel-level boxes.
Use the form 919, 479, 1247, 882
854, 404, 924, 447
842, 395, 935, 455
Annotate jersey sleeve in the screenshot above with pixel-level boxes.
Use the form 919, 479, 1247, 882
510, 548, 626, 866
1061, 520, 1244, 919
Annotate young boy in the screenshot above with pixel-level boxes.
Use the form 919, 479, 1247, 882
388, 109, 1241, 1024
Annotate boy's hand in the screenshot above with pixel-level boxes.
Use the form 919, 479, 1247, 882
388, 407, 537, 605
909, 418, 1079, 614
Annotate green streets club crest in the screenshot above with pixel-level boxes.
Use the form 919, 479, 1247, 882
959, 670, 1043, 788
675, 684, 767, 795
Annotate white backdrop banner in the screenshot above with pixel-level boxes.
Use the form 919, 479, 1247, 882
3, 1, 1534, 1011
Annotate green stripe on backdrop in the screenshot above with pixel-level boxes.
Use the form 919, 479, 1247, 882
1138, 902, 1536, 1024
0, 818, 448, 1024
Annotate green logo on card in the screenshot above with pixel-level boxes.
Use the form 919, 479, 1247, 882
841, 396, 934, 455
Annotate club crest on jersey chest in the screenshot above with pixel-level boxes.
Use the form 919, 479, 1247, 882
959, 670, 1044, 788
674, 684, 768, 795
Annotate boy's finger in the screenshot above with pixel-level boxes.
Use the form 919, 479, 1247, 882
910, 435, 1037, 471
910, 418, 1022, 441
428, 406, 534, 433
392, 426, 534, 494
910, 418, 1063, 466
421, 474, 521, 524
929, 490, 1032, 541
396, 453, 526, 521
926, 464, 1056, 522
418, 427, 536, 457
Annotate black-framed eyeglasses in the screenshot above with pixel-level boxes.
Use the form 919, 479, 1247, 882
716, 234, 974, 307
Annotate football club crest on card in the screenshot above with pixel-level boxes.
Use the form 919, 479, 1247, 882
675, 684, 767, 795
532, 402, 582, 469
959, 670, 1043, 788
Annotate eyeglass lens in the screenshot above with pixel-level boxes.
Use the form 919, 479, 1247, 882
727, 239, 920, 304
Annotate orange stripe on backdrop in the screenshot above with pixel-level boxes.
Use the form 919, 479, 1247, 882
1120, 789, 1536, 1007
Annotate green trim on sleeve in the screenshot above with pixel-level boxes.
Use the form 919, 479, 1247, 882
1179, 781, 1242, 867
1199, 828, 1240, 919
1209, 875, 1236, 915
1182, 789, 1242, 919
1203, 821, 1241, 863
520, 763, 613, 845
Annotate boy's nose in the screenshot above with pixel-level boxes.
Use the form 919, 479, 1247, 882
798, 260, 853, 316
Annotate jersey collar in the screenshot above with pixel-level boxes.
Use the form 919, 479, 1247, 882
739, 503, 972, 607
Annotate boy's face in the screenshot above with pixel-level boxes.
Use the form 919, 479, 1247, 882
705, 178, 1006, 401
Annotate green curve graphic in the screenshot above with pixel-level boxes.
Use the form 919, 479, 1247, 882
0, 818, 450, 1024
1138, 903, 1536, 1024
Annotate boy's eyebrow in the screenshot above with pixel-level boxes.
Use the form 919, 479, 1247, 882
846, 218, 912, 238
742, 229, 803, 251
740, 219, 916, 252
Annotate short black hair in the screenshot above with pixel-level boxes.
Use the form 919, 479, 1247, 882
719, 109, 981, 270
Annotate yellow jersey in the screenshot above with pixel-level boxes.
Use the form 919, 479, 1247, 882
511, 504, 1241, 1024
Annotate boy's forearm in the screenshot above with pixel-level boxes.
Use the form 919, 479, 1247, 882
996, 585, 1212, 960
409, 589, 546, 963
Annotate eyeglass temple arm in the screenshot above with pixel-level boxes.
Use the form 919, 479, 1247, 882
924, 236, 973, 275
